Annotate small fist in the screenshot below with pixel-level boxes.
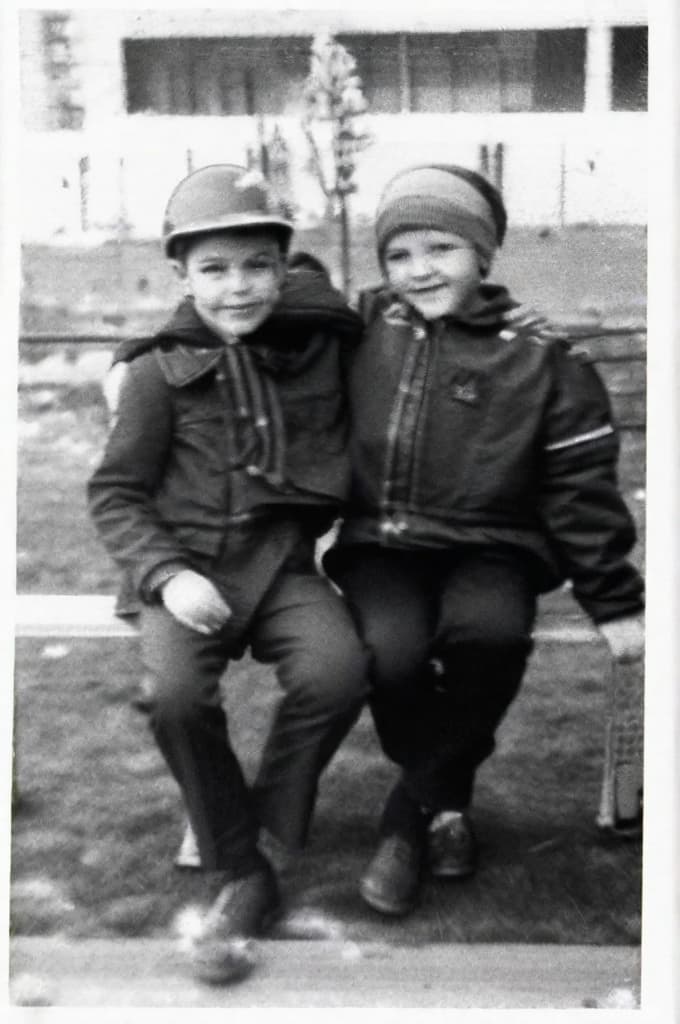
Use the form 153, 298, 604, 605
161, 570, 232, 635
598, 613, 645, 663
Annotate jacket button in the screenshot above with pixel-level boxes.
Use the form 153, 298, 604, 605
380, 519, 408, 535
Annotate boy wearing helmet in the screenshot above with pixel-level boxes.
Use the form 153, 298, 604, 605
325, 164, 644, 916
88, 165, 369, 978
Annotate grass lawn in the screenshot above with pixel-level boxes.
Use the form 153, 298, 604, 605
13, 635, 641, 946
21, 222, 646, 330
13, 224, 645, 946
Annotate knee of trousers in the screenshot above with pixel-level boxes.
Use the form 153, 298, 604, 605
360, 622, 431, 694
368, 646, 430, 700
137, 670, 222, 725
434, 638, 532, 701
278, 641, 370, 717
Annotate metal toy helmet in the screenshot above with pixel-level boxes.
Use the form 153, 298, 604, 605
162, 164, 294, 258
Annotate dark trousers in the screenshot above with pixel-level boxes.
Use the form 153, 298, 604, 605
335, 545, 537, 825
139, 567, 369, 877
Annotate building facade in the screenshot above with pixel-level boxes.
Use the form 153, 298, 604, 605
18, 3, 648, 239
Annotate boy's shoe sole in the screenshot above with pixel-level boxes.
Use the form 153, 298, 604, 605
359, 881, 415, 917
191, 937, 259, 986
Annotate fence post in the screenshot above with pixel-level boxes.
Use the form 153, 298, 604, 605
493, 142, 504, 193
559, 143, 567, 228
117, 156, 128, 237
479, 144, 489, 177
78, 154, 89, 233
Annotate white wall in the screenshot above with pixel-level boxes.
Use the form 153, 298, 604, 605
19, 110, 647, 243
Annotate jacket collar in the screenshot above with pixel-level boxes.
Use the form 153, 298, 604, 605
154, 299, 226, 387
380, 283, 519, 333
156, 343, 224, 387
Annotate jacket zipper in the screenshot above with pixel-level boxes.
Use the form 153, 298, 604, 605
380, 323, 428, 529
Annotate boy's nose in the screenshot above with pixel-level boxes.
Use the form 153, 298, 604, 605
410, 255, 433, 278
225, 268, 250, 291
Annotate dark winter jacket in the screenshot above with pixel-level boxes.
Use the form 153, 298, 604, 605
87, 265, 362, 606
327, 285, 644, 624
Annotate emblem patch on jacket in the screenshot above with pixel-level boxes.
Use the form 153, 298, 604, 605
445, 369, 482, 405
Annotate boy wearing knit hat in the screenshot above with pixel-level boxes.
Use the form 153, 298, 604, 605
88, 165, 370, 980
325, 163, 644, 917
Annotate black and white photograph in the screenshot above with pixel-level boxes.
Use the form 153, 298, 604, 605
2, 0, 677, 1015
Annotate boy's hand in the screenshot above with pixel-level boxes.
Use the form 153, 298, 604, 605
161, 570, 232, 635
598, 613, 645, 663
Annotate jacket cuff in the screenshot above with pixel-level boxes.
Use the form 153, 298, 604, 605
140, 561, 190, 603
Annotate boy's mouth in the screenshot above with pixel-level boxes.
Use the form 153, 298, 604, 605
408, 284, 448, 297
221, 303, 261, 314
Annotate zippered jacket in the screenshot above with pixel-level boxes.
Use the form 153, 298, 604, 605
330, 284, 644, 624
88, 265, 361, 600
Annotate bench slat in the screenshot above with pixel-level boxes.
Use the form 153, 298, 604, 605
14, 595, 600, 643
15, 595, 136, 638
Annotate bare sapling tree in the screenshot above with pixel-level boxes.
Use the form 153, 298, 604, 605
302, 31, 371, 295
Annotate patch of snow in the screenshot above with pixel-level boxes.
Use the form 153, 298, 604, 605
40, 643, 71, 660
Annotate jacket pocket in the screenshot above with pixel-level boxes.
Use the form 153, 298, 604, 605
171, 407, 228, 473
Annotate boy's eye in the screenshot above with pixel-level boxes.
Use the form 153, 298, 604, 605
384, 250, 408, 263
429, 242, 457, 254
246, 257, 277, 271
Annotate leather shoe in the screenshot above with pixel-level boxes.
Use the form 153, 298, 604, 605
428, 811, 477, 878
201, 863, 280, 939
360, 834, 423, 916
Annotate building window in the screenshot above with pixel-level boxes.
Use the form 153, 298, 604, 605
41, 11, 84, 128
122, 28, 594, 118
124, 37, 309, 115
612, 26, 647, 111
409, 30, 585, 113
533, 30, 586, 111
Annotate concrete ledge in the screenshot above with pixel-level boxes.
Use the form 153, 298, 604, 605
9, 937, 640, 1008
15, 594, 138, 638
14, 594, 601, 643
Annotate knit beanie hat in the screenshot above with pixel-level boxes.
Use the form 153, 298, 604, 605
375, 164, 507, 273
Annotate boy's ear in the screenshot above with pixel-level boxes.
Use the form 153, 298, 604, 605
170, 259, 193, 296
169, 259, 187, 282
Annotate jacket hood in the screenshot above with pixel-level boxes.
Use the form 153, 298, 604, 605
456, 283, 562, 338
453, 283, 519, 328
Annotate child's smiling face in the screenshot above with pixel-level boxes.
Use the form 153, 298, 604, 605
383, 229, 482, 321
174, 231, 286, 340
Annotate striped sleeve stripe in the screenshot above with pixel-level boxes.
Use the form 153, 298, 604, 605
544, 424, 615, 452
